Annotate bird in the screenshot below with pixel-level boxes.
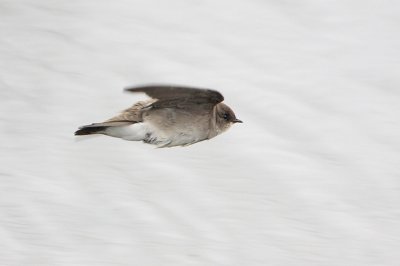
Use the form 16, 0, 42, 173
74, 85, 242, 147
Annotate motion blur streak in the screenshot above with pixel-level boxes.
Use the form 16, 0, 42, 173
0, 0, 399, 265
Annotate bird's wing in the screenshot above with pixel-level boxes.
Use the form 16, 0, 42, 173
124, 85, 224, 108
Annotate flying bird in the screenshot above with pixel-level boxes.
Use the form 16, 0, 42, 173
74, 85, 242, 147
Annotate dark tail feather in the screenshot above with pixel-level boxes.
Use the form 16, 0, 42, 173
74, 125, 108, 136
74, 121, 133, 136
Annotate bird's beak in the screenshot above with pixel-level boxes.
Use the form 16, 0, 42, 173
233, 118, 243, 123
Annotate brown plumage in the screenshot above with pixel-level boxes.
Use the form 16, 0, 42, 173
74, 85, 242, 147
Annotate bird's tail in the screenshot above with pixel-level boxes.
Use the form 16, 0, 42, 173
74, 121, 133, 136
74, 125, 107, 135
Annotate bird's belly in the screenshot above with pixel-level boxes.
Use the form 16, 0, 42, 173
104, 122, 207, 147
142, 109, 210, 147
146, 125, 207, 147
104, 123, 149, 141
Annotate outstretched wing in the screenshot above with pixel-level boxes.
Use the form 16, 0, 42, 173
124, 84, 224, 108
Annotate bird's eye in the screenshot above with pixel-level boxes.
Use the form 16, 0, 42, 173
223, 113, 229, 120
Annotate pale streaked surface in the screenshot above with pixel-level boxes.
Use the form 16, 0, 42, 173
1, 0, 400, 265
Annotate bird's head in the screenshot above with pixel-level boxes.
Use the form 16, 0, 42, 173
215, 103, 242, 133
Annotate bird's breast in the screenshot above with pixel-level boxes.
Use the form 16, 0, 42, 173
143, 108, 211, 147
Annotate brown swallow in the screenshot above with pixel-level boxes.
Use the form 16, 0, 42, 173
74, 85, 242, 147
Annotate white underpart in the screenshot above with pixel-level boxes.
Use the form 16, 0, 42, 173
104, 123, 150, 141
104, 122, 204, 147
164, 129, 202, 147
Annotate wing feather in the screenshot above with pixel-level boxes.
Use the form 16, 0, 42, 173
124, 84, 224, 105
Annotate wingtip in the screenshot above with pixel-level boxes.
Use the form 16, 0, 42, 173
123, 84, 165, 92
123, 85, 149, 93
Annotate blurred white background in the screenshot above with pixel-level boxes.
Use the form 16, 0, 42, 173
1, 0, 399, 265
